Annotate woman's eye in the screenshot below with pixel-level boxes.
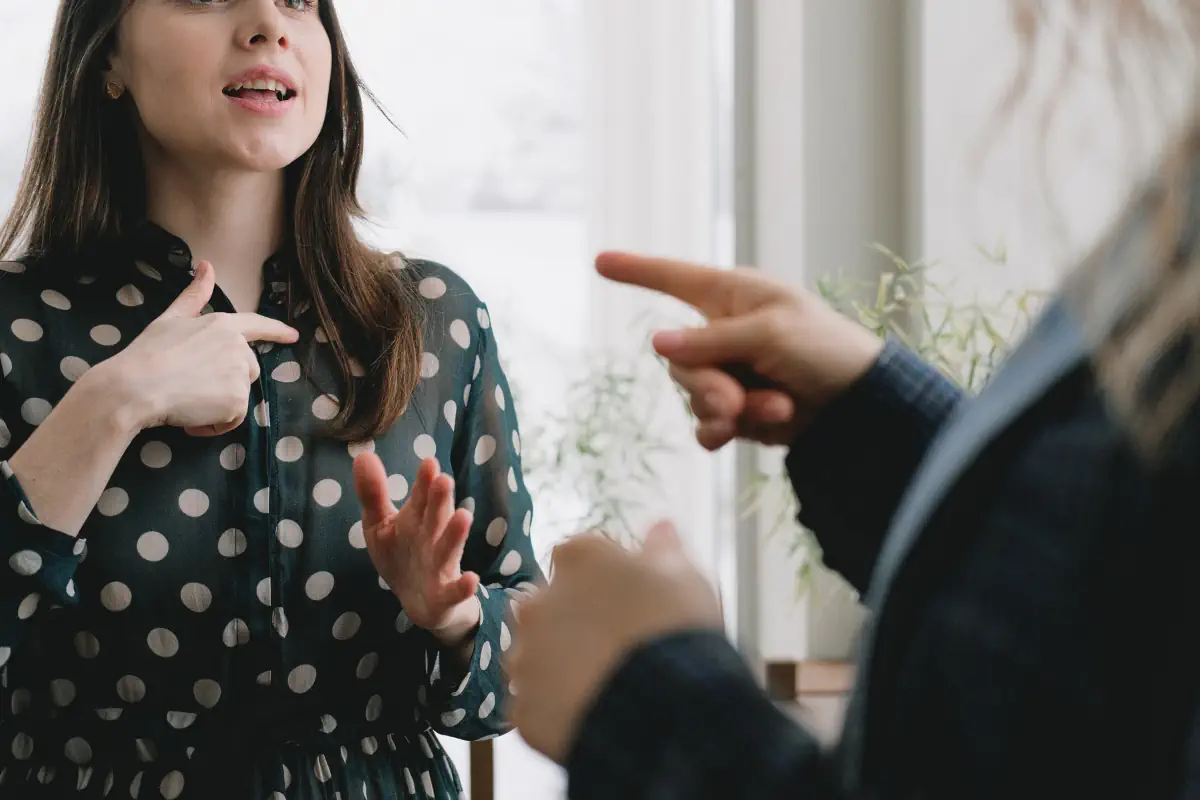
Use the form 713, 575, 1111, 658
181, 0, 314, 8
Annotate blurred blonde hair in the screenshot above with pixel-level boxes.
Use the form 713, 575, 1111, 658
1005, 0, 1200, 460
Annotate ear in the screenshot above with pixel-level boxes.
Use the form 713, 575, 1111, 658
103, 56, 124, 86
102, 52, 130, 99
104, 27, 128, 87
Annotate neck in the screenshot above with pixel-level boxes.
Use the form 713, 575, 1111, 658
143, 152, 287, 302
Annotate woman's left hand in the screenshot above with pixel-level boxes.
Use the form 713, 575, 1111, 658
353, 454, 482, 647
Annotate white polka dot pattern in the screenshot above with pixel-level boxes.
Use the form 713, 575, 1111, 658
421, 352, 440, 379
449, 320, 471, 349
140, 441, 172, 469
0, 256, 540, 795
312, 478, 341, 507
97, 487, 129, 517
413, 434, 436, 460
312, 393, 339, 420
59, 356, 89, 382
271, 361, 301, 383
219, 443, 246, 471
387, 473, 409, 502
180, 583, 212, 613
10, 319, 42, 342
419, 277, 446, 299
116, 285, 144, 307
217, 528, 246, 558
276, 519, 304, 548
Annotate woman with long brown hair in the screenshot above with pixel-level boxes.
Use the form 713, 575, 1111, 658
0, 0, 540, 797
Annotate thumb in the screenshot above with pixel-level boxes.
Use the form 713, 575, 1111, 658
162, 260, 216, 318
353, 451, 397, 528
651, 313, 766, 368
640, 520, 699, 575
641, 519, 683, 559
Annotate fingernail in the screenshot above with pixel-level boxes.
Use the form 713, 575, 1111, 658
765, 396, 792, 420
653, 330, 685, 351
647, 519, 678, 541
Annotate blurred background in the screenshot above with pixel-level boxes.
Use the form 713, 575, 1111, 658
0, 1, 1174, 797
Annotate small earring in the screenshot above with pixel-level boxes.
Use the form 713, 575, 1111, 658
105, 80, 124, 100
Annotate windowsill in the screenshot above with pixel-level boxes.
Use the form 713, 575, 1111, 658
766, 660, 854, 746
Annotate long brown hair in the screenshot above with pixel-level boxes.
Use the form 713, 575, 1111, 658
0, 0, 423, 443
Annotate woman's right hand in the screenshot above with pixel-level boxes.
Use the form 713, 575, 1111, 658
102, 260, 299, 437
596, 251, 884, 451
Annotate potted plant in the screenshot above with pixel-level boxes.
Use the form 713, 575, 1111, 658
749, 243, 1045, 657
509, 243, 1044, 657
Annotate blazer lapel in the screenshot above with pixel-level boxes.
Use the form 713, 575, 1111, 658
865, 299, 1086, 608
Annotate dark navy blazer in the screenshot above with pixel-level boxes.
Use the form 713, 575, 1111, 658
565, 293, 1200, 799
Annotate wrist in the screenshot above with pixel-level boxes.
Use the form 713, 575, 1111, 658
79, 360, 155, 437
431, 595, 482, 648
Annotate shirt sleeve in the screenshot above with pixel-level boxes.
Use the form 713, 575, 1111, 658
567, 630, 842, 800
784, 339, 963, 596
0, 346, 86, 669
420, 298, 544, 740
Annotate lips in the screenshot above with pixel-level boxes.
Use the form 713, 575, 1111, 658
222, 78, 296, 103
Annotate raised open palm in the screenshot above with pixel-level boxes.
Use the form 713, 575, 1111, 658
353, 454, 481, 638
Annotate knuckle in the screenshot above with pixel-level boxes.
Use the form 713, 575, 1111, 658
224, 396, 245, 420
762, 307, 793, 338
667, 362, 691, 385
551, 538, 582, 560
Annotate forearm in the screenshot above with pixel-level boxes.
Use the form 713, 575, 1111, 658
568, 630, 838, 800
7, 363, 146, 536
786, 340, 962, 595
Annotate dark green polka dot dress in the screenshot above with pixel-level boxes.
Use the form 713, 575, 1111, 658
0, 223, 542, 798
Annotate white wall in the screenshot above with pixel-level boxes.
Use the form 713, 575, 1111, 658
739, 0, 919, 664
746, 0, 1191, 665
584, 0, 727, 580
922, 0, 1185, 299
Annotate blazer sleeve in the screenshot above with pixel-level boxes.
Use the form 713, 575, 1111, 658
567, 630, 843, 800
785, 340, 963, 595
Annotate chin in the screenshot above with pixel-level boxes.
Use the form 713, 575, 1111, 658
227, 135, 317, 173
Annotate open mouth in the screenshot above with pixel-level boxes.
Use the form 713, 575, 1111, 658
222, 79, 297, 103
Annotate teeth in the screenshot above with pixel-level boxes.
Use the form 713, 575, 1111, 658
225, 79, 289, 93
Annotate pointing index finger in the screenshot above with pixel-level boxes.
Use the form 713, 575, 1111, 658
595, 251, 729, 317
224, 313, 300, 344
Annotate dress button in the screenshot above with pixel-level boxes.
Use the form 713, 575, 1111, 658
168, 249, 191, 271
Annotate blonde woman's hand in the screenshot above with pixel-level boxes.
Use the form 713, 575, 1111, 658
597, 252, 883, 450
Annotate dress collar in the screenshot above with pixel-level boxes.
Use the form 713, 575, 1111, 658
123, 220, 291, 284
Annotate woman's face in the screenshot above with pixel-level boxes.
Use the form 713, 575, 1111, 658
109, 0, 333, 173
